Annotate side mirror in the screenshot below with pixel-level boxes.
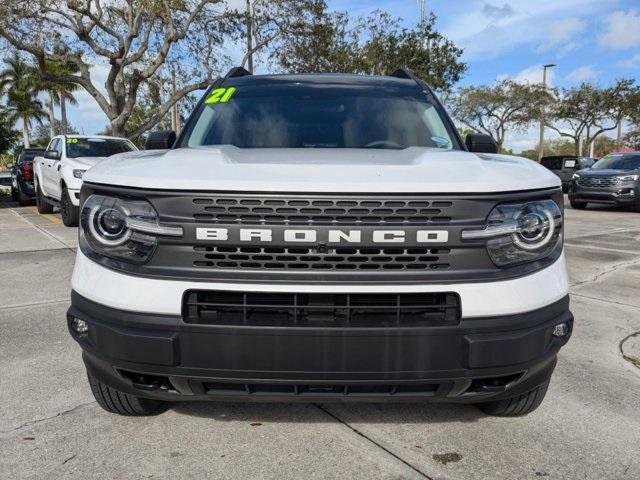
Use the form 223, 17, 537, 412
145, 130, 176, 150
465, 133, 498, 154
44, 150, 60, 160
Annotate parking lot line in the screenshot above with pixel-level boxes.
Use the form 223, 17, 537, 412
564, 243, 640, 255
25, 206, 63, 225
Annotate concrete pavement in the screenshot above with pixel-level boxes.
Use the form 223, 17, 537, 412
0, 200, 639, 479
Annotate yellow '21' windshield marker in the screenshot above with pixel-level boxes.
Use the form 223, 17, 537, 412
205, 87, 237, 104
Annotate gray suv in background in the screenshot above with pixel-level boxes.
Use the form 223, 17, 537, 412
540, 156, 596, 192
569, 152, 640, 210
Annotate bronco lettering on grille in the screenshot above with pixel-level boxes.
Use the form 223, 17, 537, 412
196, 228, 449, 244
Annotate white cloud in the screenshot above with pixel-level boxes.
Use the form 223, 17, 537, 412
537, 18, 586, 53
599, 10, 640, 50
618, 53, 640, 68
564, 65, 599, 83
481, 3, 516, 20
555, 41, 578, 59
500, 64, 556, 86
442, 0, 603, 60
67, 63, 110, 134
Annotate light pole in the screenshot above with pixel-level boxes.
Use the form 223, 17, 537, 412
538, 63, 556, 161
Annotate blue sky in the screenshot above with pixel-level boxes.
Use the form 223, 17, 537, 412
67, 0, 640, 151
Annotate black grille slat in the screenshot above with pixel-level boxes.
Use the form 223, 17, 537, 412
192, 246, 450, 271
183, 291, 461, 327
191, 195, 454, 225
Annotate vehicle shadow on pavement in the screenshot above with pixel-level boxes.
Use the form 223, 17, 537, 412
170, 401, 485, 424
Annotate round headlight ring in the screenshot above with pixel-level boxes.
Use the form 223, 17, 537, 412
512, 207, 556, 251
88, 204, 132, 247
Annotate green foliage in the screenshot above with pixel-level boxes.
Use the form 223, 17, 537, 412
271, 1, 466, 92
0, 108, 19, 154
0, 53, 47, 147
547, 79, 638, 155
519, 139, 577, 160
448, 80, 551, 150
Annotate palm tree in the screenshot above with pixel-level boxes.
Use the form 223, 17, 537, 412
43, 51, 80, 135
0, 53, 46, 147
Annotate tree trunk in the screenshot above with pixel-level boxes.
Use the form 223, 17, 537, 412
48, 90, 56, 138
246, 0, 254, 73
616, 122, 622, 147
110, 120, 126, 138
577, 137, 583, 156
60, 98, 68, 134
22, 117, 30, 148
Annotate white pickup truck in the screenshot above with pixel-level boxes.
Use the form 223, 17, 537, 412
33, 135, 137, 226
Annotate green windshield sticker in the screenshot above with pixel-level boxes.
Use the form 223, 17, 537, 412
66, 138, 79, 144
205, 87, 237, 104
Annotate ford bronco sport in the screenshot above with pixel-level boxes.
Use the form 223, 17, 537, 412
67, 68, 573, 417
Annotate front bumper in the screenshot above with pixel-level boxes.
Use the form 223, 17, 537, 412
68, 292, 573, 403
569, 181, 640, 206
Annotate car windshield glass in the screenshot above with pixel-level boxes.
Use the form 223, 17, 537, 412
592, 154, 640, 170
66, 138, 136, 158
186, 85, 457, 150
580, 158, 595, 168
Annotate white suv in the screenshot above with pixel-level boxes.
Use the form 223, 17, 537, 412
33, 135, 137, 226
67, 69, 573, 417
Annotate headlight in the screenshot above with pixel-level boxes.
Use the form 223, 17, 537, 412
618, 174, 639, 181
572, 173, 580, 180
73, 169, 86, 179
462, 199, 563, 267
80, 194, 182, 264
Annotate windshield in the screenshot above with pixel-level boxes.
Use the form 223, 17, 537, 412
66, 138, 137, 158
579, 157, 595, 168
185, 85, 457, 150
592, 154, 640, 171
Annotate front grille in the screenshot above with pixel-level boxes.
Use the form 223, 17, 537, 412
81, 183, 564, 283
201, 381, 443, 397
183, 291, 461, 327
192, 246, 452, 271
191, 195, 455, 225
578, 176, 619, 188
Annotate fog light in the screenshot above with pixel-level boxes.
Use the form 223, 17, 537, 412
71, 318, 89, 334
552, 322, 569, 338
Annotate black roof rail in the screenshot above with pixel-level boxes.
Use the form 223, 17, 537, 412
390, 68, 415, 80
390, 68, 433, 90
224, 67, 252, 80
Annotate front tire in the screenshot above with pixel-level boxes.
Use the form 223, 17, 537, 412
60, 186, 79, 227
570, 199, 587, 210
476, 379, 550, 417
35, 182, 54, 214
87, 373, 169, 416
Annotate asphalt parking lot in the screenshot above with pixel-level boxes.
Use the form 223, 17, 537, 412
0, 198, 639, 480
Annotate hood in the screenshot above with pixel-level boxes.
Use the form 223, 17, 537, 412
71, 156, 108, 169
83, 147, 560, 193
579, 168, 639, 177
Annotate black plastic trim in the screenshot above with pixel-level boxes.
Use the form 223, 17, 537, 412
68, 292, 572, 403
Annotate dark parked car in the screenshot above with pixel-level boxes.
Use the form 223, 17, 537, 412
0, 172, 12, 193
569, 152, 640, 210
540, 156, 596, 192
10, 148, 45, 205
